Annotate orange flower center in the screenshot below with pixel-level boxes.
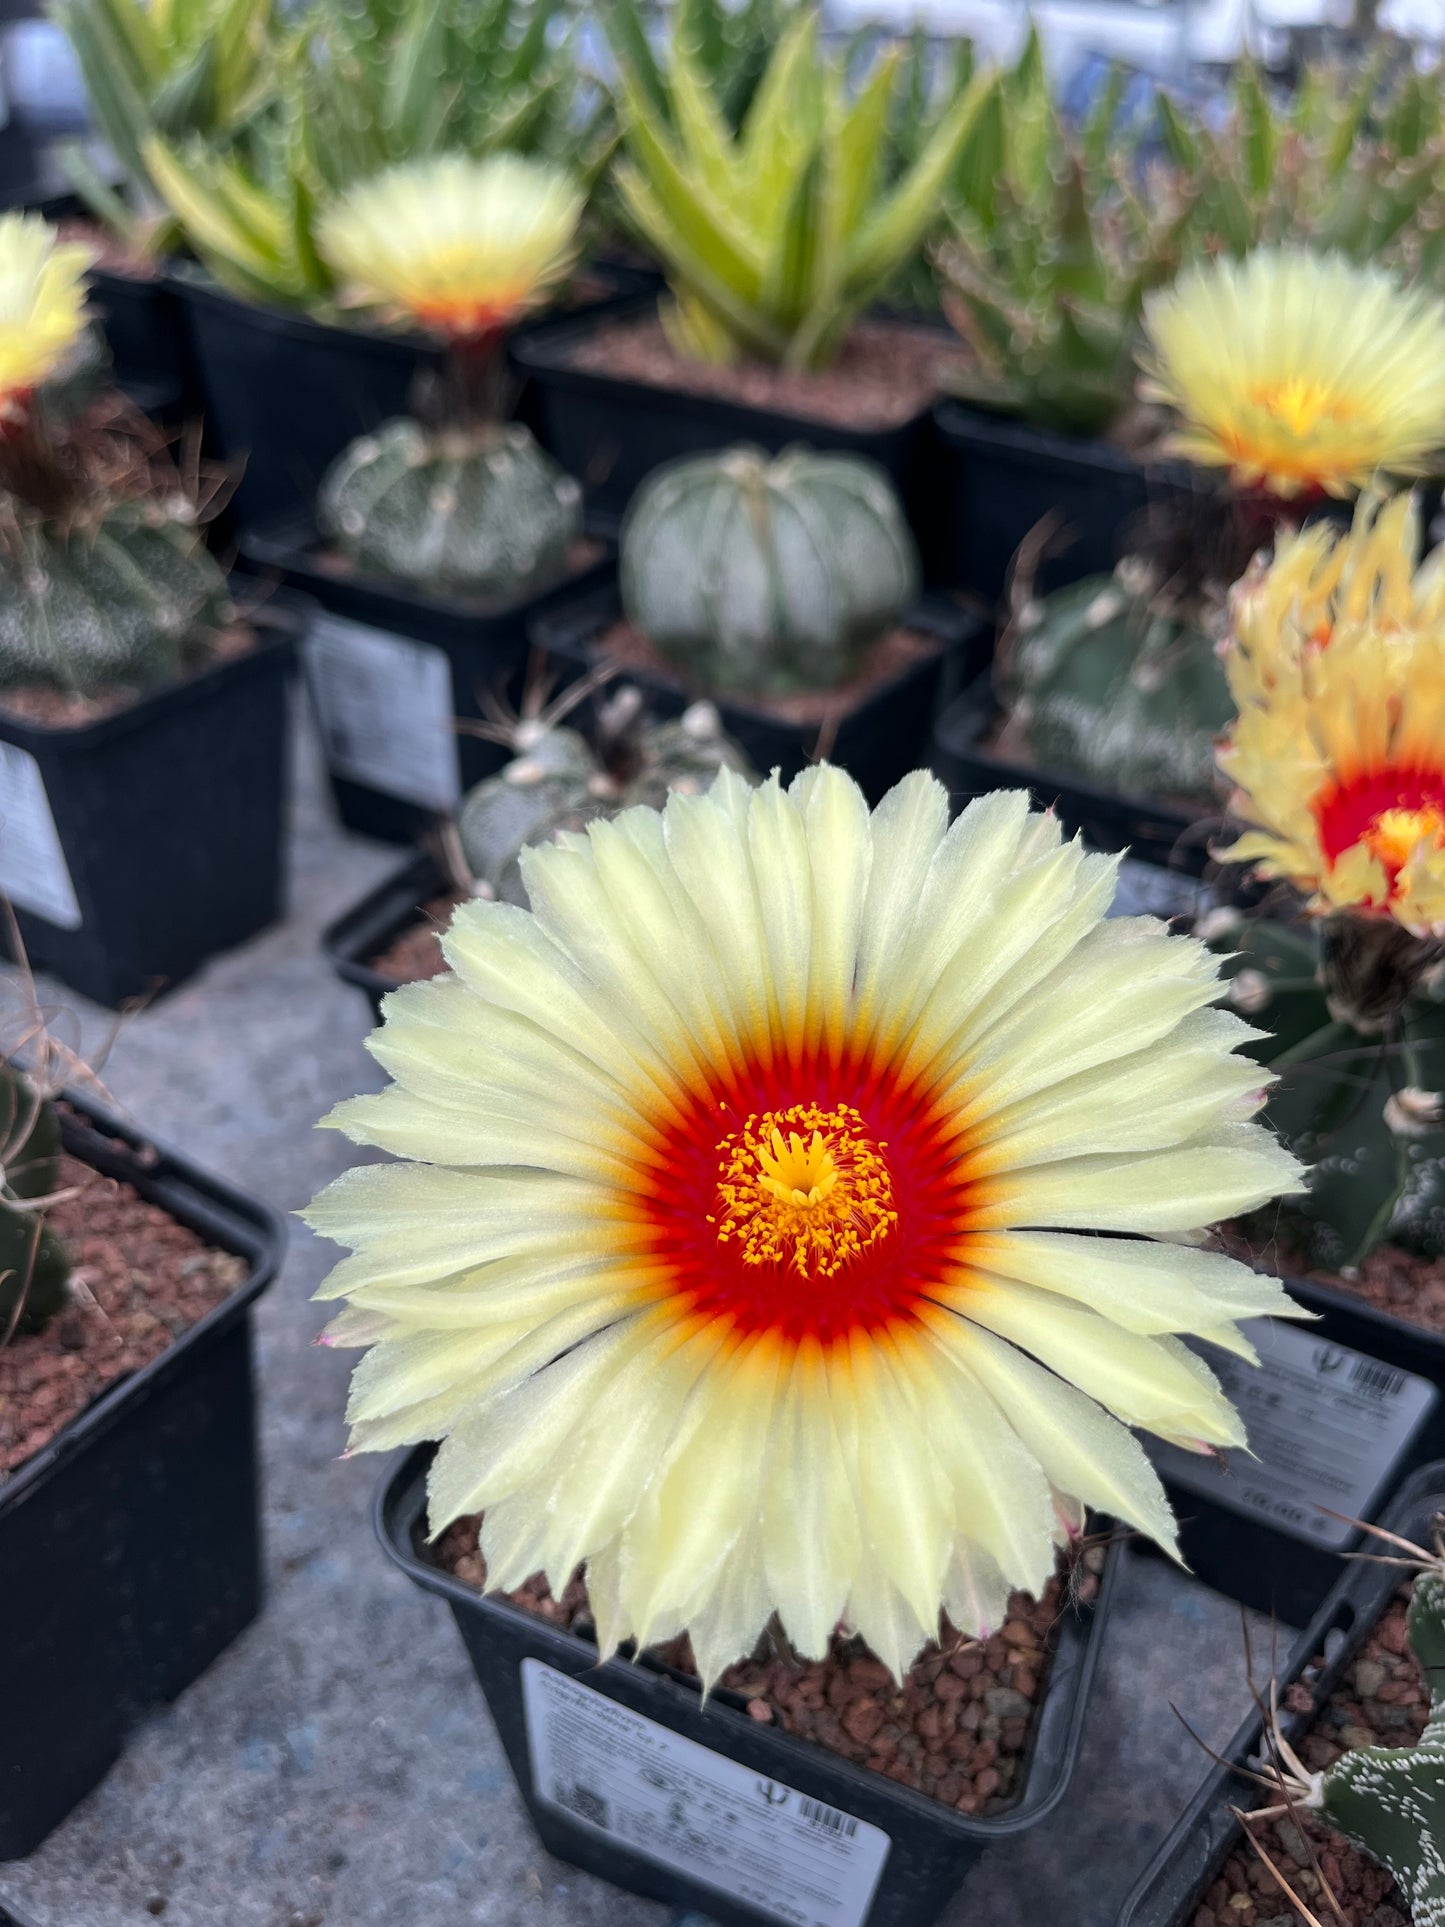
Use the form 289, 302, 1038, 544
1251, 376, 1355, 439
639, 1054, 974, 1348
1313, 765, 1445, 897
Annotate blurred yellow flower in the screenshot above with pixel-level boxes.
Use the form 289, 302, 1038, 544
308, 769, 1300, 1683
0, 214, 90, 422
1141, 250, 1445, 498
318, 153, 582, 340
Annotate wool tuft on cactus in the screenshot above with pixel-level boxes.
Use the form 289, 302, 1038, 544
609, 10, 997, 370
1140, 248, 1445, 499
619, 445, 919, 695
307, 763, 1302, 1685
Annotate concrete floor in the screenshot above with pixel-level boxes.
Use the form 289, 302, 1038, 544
0, 705, 1276, 1927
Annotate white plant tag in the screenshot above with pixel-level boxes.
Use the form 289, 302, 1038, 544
521, 1659, 891, 1927
303, 616, 459, 811
0, 741, 81, 929
1148, 1315, 1436, 1549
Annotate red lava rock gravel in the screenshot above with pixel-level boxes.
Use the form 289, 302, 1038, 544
437, 1515, 1106, 1815
1222, 1224, 1445, 1340
566, 313, 961, 432
1191, 1584, 1427, 1927
0, 1151, 246, 1478
368, 890, 466, 987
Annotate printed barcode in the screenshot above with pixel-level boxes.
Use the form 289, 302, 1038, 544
798, 1797, 858, 1838
1351, 1358, 1406, 1399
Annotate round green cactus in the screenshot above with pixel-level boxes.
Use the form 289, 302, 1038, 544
619, 445, 920, 697
457, 693, 754, 908
318, 419, 582, 599
0, 498, 230, 698
0, 1065, 70, 1336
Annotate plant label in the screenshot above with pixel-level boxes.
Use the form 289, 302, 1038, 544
1147, 1317, 1436, 1549
0, 742, 81, 930
521, 1658, 890, 1927
303, 616, 460, 811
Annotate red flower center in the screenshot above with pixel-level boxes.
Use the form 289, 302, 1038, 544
637, 1051, 974, 1349
1313, 764, 1445, 896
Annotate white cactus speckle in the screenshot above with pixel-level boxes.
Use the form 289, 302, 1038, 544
1086, 590, 1126, 630
1227, 969, 1272, 1014
1194, 905, 1243, 944
505, 757, 548, 787
429, 484, 458, 518
682, 700, 722, 739
1385, 1087, 1445, 1137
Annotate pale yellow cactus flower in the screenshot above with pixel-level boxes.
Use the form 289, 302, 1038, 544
0, 214, 90, 423
307, 768, 1302, 1683
1140, 249, 1445, 499
318, 153, 583, 340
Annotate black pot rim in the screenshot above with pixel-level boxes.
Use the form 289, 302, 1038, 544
932, 397, 1199, 491
375, 1438, 1120, 1844
322, 848, 442, 1011
0, 1089, 285, 1514
512, 296, 943, 441
1116, 1456, 1445, 1927
0, 594, 303, 750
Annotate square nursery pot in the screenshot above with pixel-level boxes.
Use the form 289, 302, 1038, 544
0, 598, 300, 1009
322, 848, 444, 1021
0, 1093, 284, 1859
1116, 1458, 1445, 1927
1143, 1274, 1445, 1633
173, 267, 650, 530
931, 676, 1219, 878
932, 401, 1198, 609
378, 1443, 1119, 1927
530, 585, 986, 806
510, 296, 951, 561
237, 513, 616, 844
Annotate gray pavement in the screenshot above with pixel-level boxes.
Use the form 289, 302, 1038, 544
0, 705, 1264, 1927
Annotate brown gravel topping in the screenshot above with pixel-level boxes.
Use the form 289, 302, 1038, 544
1220, 1225, 1445, 1339
367, 889, 466, 986
565, 313, 962, 432
0, 1151, 246, 1479
306, 536, 606, 611
437, 1514, 1105, 1815
1192, 1583, 1426, 1927
595, 619, 942, 731
0, 624, 255, 730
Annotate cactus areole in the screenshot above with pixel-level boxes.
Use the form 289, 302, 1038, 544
619, 444, 921, 696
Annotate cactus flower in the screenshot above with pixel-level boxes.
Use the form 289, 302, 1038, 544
1219, 532, 1445, 933
307, 769, 1302, 1682
317, 153, 582, 342
0, 215, 90, 425
1140, 250, 1445, 498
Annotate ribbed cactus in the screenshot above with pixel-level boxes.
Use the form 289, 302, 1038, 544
1000, 562, 1233, 803
318, 421, 581, 599
620, 446, 920, 697
1208, 914, 1445, 1270
0, 1065, 71, 1336
457, 692, 754, 908
0, 500, 230, 697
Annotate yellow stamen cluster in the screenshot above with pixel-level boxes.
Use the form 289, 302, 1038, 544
712, 1103, 897, 1277
0, 213, 90, 420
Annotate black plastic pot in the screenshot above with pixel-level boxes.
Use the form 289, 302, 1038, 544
0, 1093, 284, 1860
175, 268, 649, 529
0, 600, 299, 1008
931, 677, 1217, 877
378, 1442, 1118, 1927
933, 401, 1198, 609
322, 848, 442, 1020
238, 514, 616, 844
1147, 1272, 1445, 1632
1117, 1458, 1445, 1927
511, 298, 950, 561
531, 586, 986, 807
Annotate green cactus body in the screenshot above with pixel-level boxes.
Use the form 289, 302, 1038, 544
318, 419, 582, 599
0, 500, 229, 697
1210, 915, 1445, 1268
619, 446, 920, 698
457, 701, 753, 908
0, 1065, 71, 1335
1314, 1570, 1445, 1924
1003, 567, 1233, 802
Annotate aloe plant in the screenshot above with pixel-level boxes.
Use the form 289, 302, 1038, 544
606, 0, 797, 137
936, 29, 1194, 435
49, 0, 278, 255
142, 0, 612, 311
608, 9, 997, 370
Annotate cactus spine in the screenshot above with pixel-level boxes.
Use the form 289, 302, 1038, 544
620, 445, 920, 697
0, 1064, 71, 1335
